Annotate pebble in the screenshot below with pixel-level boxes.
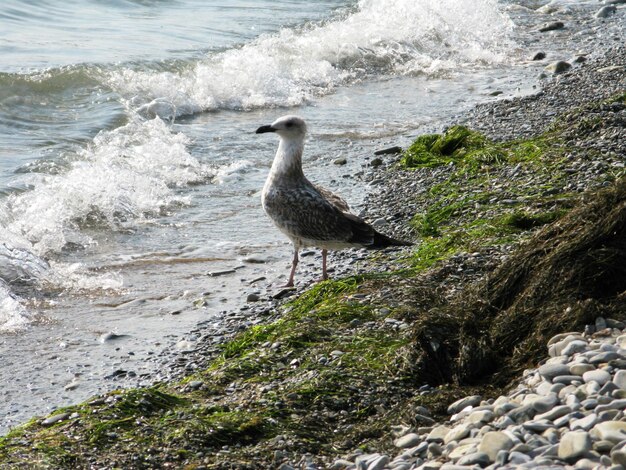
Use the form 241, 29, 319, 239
41, 412, 71, 427
595, 5, 617, 18
395, 433, 421, 449
346, 320, 626, 470
614, 370, 626, 390
545, 61, 572, 75
558, 431, 592, 461
582, 369, 611, 385
446, 395, 481, 415
538, 21, 565, 32
477, 431, 514, 462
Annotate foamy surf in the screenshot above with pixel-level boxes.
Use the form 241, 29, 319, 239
4, 117, 213, 255
107, 0, 514, 119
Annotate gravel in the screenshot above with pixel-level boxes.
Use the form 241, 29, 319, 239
329, 319, 625, 469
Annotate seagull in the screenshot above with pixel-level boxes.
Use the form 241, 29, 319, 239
256, 115, 412, 287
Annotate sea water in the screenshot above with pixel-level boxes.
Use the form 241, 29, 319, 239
0, 0, 604, 431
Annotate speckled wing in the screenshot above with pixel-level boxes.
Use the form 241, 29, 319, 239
263, 182, 374, 246
314, 184, 351, 213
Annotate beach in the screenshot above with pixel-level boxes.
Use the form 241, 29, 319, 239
0, 0, 625, 468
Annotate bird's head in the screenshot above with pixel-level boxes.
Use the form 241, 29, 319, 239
256, 115, 307, 139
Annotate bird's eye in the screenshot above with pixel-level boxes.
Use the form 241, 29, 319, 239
285, 121, 293, 128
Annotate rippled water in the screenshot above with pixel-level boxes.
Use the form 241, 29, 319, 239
1, 0, 610, 431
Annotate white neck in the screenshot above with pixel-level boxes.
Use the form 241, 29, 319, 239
268, 136, 305, 181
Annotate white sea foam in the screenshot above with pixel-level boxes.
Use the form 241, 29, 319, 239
107, 0, 514, 118
4, 117, 213, 255
0, 281, 31, 332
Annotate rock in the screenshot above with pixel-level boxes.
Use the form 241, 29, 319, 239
426, 425, 451, 443
207, 269, 236, 277
183, 380, 204, 391
370, 157, 383, 168
538, 363, 570, 380
457, 452, 489, 466
589, 351, 620, 364
447, 444, 476, 460
41, 412, 71, 427
562, 340, 588, 356
535, 405, 572, 421
612, 443, 626, 467
591, 421, 626, 443
582, 369, 611, 385
334, 158, 347, 165
374, 146, 402, 156
468, 410, 493, 424
444, 423, 471, 444
246, 293, 261, 302
570, 413, 598, 431
538, 21, 564, 32
522, 420, 553, 432
595, 5, 617, 18
558, 431, 592, 461
553, 375, 583, 385
367, 455, 389, 470
613, 370, 626, 390
531, 393, 558, 413
532, 52, 546, 61
478, 431, 514, 462
570, 363, 595, 376
545, 61, 571, 75
447, 395, 482, 414
395, 433, 421, 449
99, 332, 129, 343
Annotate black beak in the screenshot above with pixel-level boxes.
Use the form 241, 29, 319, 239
256, 125, 276, 134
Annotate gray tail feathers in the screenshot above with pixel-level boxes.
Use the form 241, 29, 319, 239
370, 230, 413, 249
344, 212, 413, 248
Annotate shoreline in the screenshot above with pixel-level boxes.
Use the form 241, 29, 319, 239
1, 4, 625, 469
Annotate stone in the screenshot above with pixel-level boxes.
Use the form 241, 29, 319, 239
545, 61, 571, 75
367, 455, 389, 470
246, 293, 260, 302
444, 424, 472, 444
333, 158, 347, 165
570, 414, 598, 431
553, 375, 583, 385
590, 351, 620, 364
594, 440, 615, 453
508, 451, 531, 464
536, 405, 572, 421
395, 433, 421, 449
374, 146, 402, 156
468, 410, 494, 424
558, 431, 592, 461
447, 444, 476, 460
523, 420, 553, 432
582, 369, 611, 385
538, 363, 570, 380
457, 452, 490, 466
611, 443, 626, 467
614, 370, 626, 390
426, 425, 451, 443
41, 412, 71, 427
478, 431, 514, 462
532, 52, 546, 61
595, 5, 617, 18
570, 363, 595, 376
591, 421, 626, 443
600, 381, 620, 396
538, 21, 564, 32
562, 340, 588, 356
447, 395, 482, 415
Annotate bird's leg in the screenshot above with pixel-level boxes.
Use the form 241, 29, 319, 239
321, 249, 329, 281
284, 246, 299, 287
